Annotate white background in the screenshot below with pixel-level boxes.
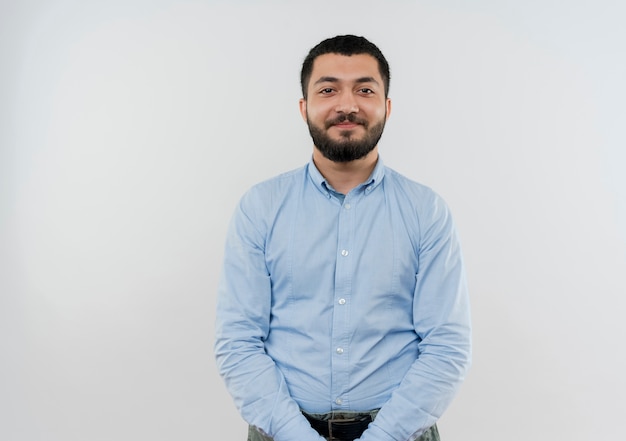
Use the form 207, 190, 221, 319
1, 1, 625, 440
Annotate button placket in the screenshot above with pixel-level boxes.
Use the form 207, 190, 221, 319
331, 196, 354, 409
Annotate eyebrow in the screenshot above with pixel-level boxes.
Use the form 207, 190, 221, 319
313, 76, 380, 86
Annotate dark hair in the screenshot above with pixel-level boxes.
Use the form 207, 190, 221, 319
300, 35, 390, 99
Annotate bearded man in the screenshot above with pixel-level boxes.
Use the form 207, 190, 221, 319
215, 35, 471, 441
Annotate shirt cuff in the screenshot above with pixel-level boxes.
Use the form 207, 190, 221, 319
271, 414, 327, 441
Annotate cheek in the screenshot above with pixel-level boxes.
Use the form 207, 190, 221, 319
374, 105, 389, 122
306, 106, 329, 124
360, 100, 387, 118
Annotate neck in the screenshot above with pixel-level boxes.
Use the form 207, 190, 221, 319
312, 147, 379, 195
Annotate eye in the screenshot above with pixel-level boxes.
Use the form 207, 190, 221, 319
320, 88, 335, 94
358, 88, 374, 94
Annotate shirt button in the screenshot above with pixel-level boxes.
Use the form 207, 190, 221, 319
344, 203, 351, 210
341, 250, 349, 257
335, 398, 343, 405
338, 298, 346, 305
336, 347, 344, 354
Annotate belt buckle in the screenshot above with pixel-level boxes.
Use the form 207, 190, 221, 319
327, 417, 357, 441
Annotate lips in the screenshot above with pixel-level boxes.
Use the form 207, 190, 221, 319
334, 122, 359, 129
326, 115, 367, 129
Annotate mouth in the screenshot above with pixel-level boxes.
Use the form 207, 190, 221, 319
326, 114, 367, 130
333, 121, 360, 129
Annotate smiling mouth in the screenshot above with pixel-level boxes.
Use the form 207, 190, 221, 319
334, 122, 359, 129
326, 114, 368, 129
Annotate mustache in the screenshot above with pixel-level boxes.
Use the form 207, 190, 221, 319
324, 113, 368, 129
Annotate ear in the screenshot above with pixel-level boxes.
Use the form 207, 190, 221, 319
299, 98, 307, 122
385, 98, 392, 120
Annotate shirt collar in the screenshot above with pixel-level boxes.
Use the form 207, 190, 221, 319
307, 155, 386, 198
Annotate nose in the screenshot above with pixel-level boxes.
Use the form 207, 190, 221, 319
334, 91, 359, 114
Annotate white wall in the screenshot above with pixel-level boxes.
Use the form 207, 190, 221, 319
1, 1, 625, 440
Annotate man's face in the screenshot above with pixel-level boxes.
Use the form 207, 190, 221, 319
299, 53, 392, 163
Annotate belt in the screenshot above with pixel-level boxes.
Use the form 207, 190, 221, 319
303, 412, 373, 441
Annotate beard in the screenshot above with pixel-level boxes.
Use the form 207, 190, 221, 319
307, 112, 386, 163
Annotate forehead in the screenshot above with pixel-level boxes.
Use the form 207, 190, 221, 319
309, 53, 381, 85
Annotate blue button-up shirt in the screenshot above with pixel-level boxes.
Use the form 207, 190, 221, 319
215, 157, 471, 441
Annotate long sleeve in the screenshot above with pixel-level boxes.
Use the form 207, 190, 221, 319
215, 162, 471, 441
214, 191, 326, 441
358, 194, 472, 441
